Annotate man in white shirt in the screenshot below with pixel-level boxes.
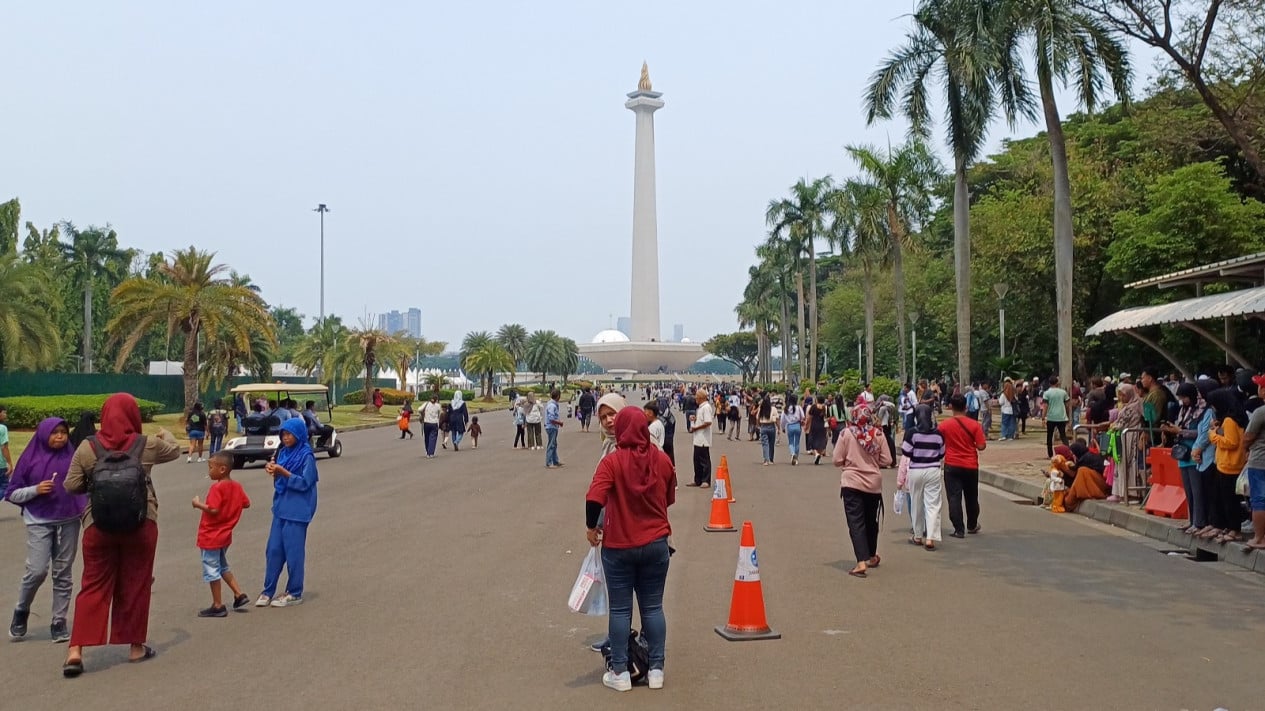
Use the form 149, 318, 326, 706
645, 401, 666, 450
899, 384, 917, 432
687, 389, 714, 488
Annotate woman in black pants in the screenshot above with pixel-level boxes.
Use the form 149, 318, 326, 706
833, 404, 894, 578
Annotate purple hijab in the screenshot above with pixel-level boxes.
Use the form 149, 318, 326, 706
2, 417, 87, 522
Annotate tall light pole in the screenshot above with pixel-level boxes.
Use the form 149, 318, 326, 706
993, 282, 1009, 360
855, 329, 864, 376
314, 204, 330, 325
908, 311, 920, 385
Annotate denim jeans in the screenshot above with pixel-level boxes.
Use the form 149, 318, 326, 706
209, 431, 225, 454
760, 424, 777, 462
1001, 413, 1016, 439
786, 423, 802, 457
423, 423, 439, 455
602, 537, 669, 674
545, 427, 560, 466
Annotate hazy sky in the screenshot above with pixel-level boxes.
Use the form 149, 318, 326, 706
4, 1, 1156, 349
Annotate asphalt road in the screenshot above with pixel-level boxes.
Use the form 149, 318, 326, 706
1, 400, 1262, 710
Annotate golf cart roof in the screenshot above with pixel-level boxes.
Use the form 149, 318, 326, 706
229, 383, 329, 395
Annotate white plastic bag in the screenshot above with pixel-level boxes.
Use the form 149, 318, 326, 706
567, 547, 607, 616
1236, 471, 1249, 497
892, 489, 905, 515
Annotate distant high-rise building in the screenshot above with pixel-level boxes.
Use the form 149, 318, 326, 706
673, 324, 684, 342
377, 308, 422, 338
616, 316, 632, 337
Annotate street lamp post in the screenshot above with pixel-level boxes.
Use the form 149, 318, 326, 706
855, 329, 864, 376
908, 311, 920, 385
993, 283, 1009, 360
314, 204, 330, 325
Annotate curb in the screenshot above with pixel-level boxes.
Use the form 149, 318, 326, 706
979, 467, 1265, 576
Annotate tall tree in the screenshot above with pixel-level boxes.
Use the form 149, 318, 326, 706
866, 0, 1000, 385
524, 330, 568, 384
292, 316, 359, 401
766, 176, 834, 382
270, 306, 307, 362
495, 323, 529, 388
0, 252, 62, 370
1077, 0, 1263, 193
755, 238, 796, 382
463, 342, 515, 400
107, 248, 273, 412
832, 179, 892, 383
736, 264, 780, 383
345, 324, 394, 412
61, 222, 132, 374
996, 0, 1131, 389
846, 141, 942, 385
0, 198, 19, 254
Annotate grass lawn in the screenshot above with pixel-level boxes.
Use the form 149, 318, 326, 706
2, 400, 510, 461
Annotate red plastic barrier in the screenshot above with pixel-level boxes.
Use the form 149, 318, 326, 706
1144, 447, 1188, 519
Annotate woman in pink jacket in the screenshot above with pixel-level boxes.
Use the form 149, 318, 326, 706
833, 403, 893, 578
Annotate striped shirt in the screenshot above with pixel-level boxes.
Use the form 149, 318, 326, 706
901, 431, 945, 469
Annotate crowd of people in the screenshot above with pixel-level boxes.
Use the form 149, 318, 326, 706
3, 393, 320, 678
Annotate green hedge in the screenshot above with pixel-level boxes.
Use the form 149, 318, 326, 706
0, 395, 164, 429
343, 388, 476, 406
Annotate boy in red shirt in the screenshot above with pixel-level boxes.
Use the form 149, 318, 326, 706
938, 394, 988, 538
192, 451, 251, 617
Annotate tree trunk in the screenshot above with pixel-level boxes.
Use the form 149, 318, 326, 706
1041, 70, 1074, 391
864, 259, 875, 383
794, 270, 806, 382
779, 285, 791, 383
361, 360, 375, 413
953, 157, 972, 388
83, 275, 94, 374
886, 203, 907, 385
181, 324, 199, 414
808, 243, 818, 383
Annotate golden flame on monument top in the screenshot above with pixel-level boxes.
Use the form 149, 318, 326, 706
638, 62, 652, 92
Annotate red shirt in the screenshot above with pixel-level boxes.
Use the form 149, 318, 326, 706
197, 479, 249, 550
586, 450, 676, 549
938, 415, 986, 469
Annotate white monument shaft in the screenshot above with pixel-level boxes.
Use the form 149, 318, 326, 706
627, 91, 663, 342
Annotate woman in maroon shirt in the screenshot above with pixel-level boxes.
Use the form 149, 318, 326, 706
585, 407, 676, 692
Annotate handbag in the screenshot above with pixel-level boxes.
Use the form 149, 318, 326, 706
1170, 443, 1191, 462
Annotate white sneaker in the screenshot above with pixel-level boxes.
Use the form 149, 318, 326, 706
602, 671, 631, 692
648, 669, 663, 689
198, 457, 205, 463
186, 456, 193, 463
254, 594, 271, 607
270, 594, 303, 608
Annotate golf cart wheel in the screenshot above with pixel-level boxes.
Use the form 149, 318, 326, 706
329, 440, 343, 458
233, 456, 246, 470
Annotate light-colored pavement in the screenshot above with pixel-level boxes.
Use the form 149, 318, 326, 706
1, 403, 1262, 710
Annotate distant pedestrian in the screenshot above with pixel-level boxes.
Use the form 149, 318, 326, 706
512, 398, 527, 449
469, 416, 482, 448
902, 405, 946, 551
191, 452, 250, 617
233, 393, 247, 434
1042, 376, 1071, 458
208, 399, 230, 454
524, 393, 544, 450
68, 412, 97, 451
4, 417, 87, 642
686, 389, 714, 487
372, 388, 384, 412
449, 391, 470, 451
834, 403, 893, 577
780, 394, 804, 465
186, 402, 208, 464
422, 393, 443, 458
545, 389, 564, 468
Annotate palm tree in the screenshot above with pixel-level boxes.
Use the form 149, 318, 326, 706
346, 324, 394, 412
766, 176, 833, 382
735, 263, 780, 384
200, 325, 276, 391
558, 337, 580, 385
995, 0, 1131, 387
0, 252, 62, 370
832, 179, 891, 383
846, 141, 941, 385
865, 0, 1000, 386
495, 323, 529, 387
755, 238, 796, 382
107, 248, 273, 412
292, 316, 359, 402
463, 342, 515, 400
60, 222, 132, 373
524, 330, 567, 384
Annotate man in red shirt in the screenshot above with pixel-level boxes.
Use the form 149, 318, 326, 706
937, 394, 987, 538
192, 452, 251, 617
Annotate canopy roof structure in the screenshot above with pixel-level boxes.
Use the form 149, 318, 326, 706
229, 383, 329, 395
1124, 251, 1265, 291
1086, 256, 1265, 378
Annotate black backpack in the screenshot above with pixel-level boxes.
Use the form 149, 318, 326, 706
208, 410, 227, 434
87, 436, 150, 533
600, 629, 650, 685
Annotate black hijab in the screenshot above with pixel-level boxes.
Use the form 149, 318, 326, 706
1207, 387, 1248, 429
69, 411, 97, 449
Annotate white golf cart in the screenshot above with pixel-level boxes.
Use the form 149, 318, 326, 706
220, 383, 343, 468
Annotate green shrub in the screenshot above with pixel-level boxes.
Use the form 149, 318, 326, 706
342, 388, 475, 406
0, 394, 164, 429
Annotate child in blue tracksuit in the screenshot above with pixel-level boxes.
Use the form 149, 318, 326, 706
257, 419, 318, 608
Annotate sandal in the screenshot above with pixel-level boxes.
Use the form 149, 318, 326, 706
867, 556, 881, 568
1217, 532, 1242, 544
848, 566, 867, 578
924, 543, 937, 551
909, 537, 923, 546
62, 659, 84, 678
128, 645, 157, 664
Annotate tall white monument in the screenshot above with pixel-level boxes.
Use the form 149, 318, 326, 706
578, 64, 702, 374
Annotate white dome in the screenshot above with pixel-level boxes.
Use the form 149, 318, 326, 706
680, 337, 692, 343
592, 329, 631, 344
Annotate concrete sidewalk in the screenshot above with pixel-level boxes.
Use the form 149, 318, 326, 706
976, 434, 1265, 575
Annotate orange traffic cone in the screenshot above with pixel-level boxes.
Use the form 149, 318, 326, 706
717, 455, 735, 503
716, 521, 780, 641
703, 479, 737, 532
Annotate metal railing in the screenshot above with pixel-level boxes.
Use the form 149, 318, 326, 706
1072, 424, 1152, 506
